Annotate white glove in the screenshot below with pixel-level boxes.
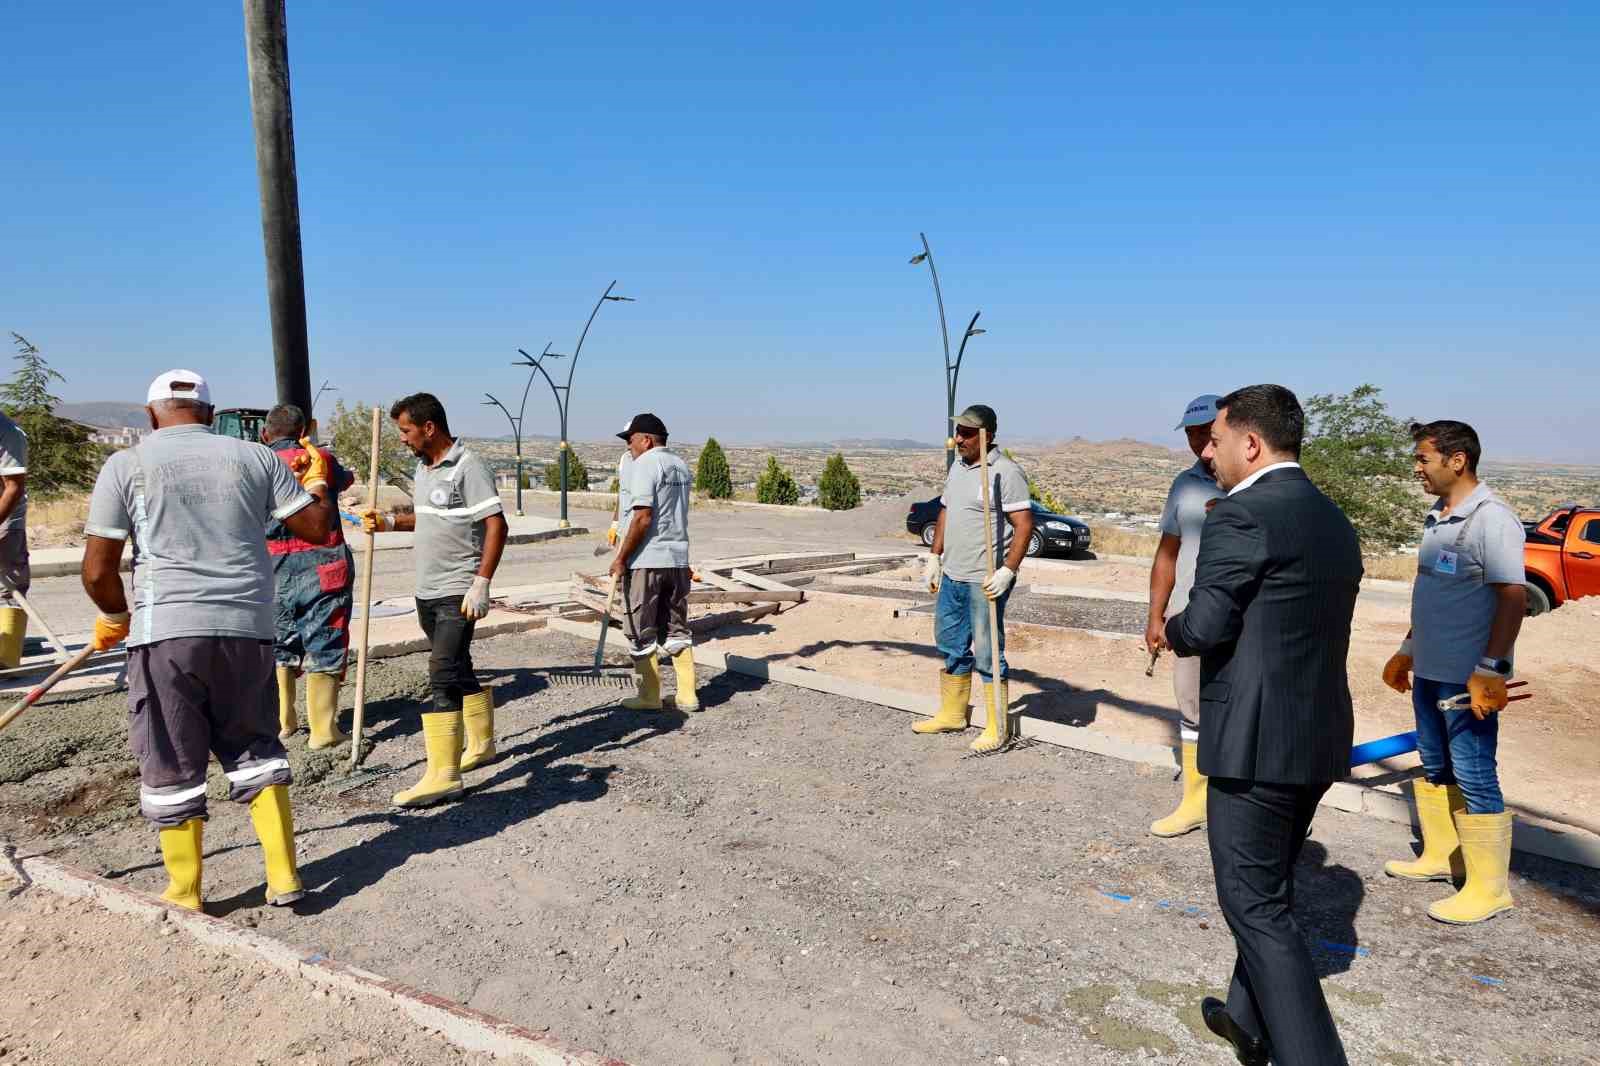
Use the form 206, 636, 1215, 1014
460, 576, 492, 620
982, 565, 1015, 600
923, 553, 942, 594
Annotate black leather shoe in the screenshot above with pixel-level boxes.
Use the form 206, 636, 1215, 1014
1201, 997, 1271, 1066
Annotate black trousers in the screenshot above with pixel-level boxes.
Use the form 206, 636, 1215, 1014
1207, 777, 1349, 1066
415, 595, 481, 712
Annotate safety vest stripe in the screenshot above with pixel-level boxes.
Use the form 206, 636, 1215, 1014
224, 758, 291, 784
140, 783, 209, 807
414, 497, 501, 519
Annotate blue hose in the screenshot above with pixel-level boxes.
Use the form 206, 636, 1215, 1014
1349, 731, 1418, 767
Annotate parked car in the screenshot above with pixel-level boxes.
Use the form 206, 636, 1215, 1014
906, 498, 1093, 557
1522, 504, 1600, 615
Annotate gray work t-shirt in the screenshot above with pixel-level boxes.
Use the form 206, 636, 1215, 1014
626, 447, 692, 570
411, 440, 504, 600
84, 424, 314, 646
1411, 483, 1526, 684
615, 450, 634, 524
1158, 460, 1225, 617
0, 413, 27, 533
940, 447, 1032, 582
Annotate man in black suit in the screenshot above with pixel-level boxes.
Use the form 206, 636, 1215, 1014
1165, 384, 1359, 1066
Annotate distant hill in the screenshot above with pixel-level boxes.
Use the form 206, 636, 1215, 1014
827, 438, 940, 451
56, 402, 147, 429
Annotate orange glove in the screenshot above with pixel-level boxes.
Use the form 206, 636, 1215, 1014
89, 611, 130, 652
291, 437, 330, 491
1381, 640, 1413, 694
1467, 670, 1509, 719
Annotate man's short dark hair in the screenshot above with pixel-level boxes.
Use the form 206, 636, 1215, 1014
264, 403, 307, 441
390, 393, 450, 436
1410, 419, 1480, 474
1216, 384, 1304, 458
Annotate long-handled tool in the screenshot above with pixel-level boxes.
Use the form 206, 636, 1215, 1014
349, 407, 382, 771
974, 427, 1010, 753
0, 645, 97, 733
1144, 648, 1161, 677
547, 568, 634, 688
0, 577, 72, 664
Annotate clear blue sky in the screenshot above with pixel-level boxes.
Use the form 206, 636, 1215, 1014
4, 3, 1596, 460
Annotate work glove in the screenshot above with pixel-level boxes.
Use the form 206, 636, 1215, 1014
359, 508, 393, 534
291, 437, 331, 491
1467, 668, 1509, 720
89, 611, 130, 652
923, 553, 942, 594
460, 576, 492, 620
1381, 639, 1414, 694
607, 521, 620, 547
982, 565, 1015, 601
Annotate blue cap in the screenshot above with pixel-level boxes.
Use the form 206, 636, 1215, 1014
1176, 394, 1221, 430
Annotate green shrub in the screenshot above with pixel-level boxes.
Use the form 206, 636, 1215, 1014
755, 456, 800, 506
817, 453, 861, 510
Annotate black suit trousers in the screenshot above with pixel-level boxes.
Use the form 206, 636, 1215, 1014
1208, 777, 1349, 1066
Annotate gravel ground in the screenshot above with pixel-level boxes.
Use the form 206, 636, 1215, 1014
1, 629, 1597, 1065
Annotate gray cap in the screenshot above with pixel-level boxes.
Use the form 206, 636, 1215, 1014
954, 404, 997, 435
1175, 394, 1221, 430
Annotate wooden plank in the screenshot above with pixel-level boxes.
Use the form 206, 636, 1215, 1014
753, 553, 856, 576
689, 603, 780, 632
687, 588, 803, 605
694, 570, 747, 592
729, 569, 800, 593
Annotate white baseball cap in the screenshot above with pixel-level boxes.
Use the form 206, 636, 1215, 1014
1175, 394, 1221, 430
147, 369, 212, 406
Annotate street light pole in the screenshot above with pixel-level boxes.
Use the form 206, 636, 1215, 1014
484, 351, 547, 517
311, 379, 336, 417
909, 233, 981, 471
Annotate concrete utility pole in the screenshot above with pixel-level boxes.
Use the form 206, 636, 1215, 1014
243, 0, 312, 417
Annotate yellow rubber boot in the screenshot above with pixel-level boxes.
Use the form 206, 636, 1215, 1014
969, 676, 1011, 754
622, 655, 663, 711
248, 784, 305, 906
914, 672, 972, 734
671, 648, 701, 712
1428, 811, 1514, 924
157, 818, 204, 911
276, 666, 299, 740
392, 711, 464, 808
1150, 741, 1208, 837
1385, 780, 1464, 882
305, 672, 348, 750
460, 689, 497, 771
0, 607, 26, 670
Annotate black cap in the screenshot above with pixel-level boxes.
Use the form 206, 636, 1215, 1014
621, 412, 668, 441
954, 404, 998, 436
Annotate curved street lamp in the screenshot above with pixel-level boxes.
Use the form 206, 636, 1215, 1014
513, 281, 633, 527
909, 233, 982, 470
483, 348, 553, 516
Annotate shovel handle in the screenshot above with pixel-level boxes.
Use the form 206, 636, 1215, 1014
0, 646, 99, 732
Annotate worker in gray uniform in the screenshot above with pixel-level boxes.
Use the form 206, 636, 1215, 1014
609, 413, 698, 712
80, 369, 334, 911
361, 393, 508, 807
1146, 393, 1227, 837
0, 409, 30, 669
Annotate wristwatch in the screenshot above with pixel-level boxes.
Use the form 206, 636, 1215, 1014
1477, 656, 1512, 676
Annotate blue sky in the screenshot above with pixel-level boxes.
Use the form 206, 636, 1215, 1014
4, 3, 1596, 460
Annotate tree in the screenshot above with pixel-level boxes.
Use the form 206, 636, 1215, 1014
1300, 384, 1426, 553
545, 450, 590, 491
1, 333, 102, 497
817, 453, 861, 510
695, 437, 733, 499
327, 399, 413, 494
755, 456, 800, 505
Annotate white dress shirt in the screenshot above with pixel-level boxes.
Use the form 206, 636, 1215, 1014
1227, 461, 1302, 497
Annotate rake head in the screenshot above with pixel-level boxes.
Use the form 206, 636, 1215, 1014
541, 666, 637, 689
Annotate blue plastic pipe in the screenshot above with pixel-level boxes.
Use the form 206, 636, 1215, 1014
1349, 731, 1418, 767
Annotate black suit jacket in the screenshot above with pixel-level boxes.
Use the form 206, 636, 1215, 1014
1165, 467, 1363, 785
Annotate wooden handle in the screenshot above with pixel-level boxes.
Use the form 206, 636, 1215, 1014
978, 428, 1006, 727
0, 646, 97, 733
349, 406, 382, 769
594, 575, 621, 670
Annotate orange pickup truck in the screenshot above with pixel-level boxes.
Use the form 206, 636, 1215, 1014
1523, 505, 1600, 615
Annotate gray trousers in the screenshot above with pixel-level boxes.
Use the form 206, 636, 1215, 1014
0, 530, 29, 607
1173, 652, 1201, 742
622, 567, 692, 658
127, 637, 293, 827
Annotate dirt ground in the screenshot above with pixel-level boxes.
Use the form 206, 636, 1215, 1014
703, 566, 1600, 834
1, 630, 1597, 1065
0, 888, 498, 1065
